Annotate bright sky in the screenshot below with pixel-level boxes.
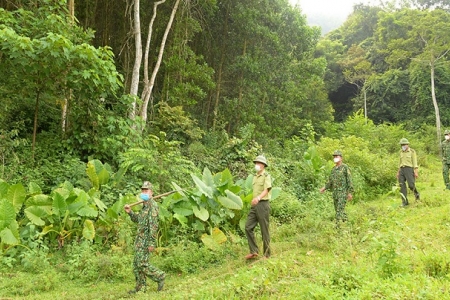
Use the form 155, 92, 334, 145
289, 0, 371, 18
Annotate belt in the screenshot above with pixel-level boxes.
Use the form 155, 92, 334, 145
400, 166, 412, 168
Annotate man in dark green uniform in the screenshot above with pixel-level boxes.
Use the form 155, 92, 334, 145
320, 150, 354, 227
396, 138, 420, 207
442, 130, 450, 190
124, 181, 165, 293
245, 155, 272, 259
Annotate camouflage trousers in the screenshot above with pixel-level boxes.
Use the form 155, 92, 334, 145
133, 247, 165, 291
443, 162, 450, 188
333, 191, 348, 225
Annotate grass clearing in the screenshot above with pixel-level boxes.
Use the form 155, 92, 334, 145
2, 160, 450, 299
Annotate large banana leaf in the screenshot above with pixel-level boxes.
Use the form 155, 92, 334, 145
86, 162, 99, 190
0, 199, 15, 231
0, 220, 20, 245
52, 192, 68, 217
192, 205, 209, 221
191, 174, 213, 198
82, 219, 95, 240
25, 206, 47, 226
270, 187, 282, 201
28, 182, 42, 195
217, 190, 243, 210
173, 207, 193, 216
77, 205, 98, 217
0, 180, 9, 198
173, 213, 188, 227
7, 183, 26, 213
97, 168, 110, 187
201, 227, 227, 251
93, 197, 107, 212
202, 168, 215, 189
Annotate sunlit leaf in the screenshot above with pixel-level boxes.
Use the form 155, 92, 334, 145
25, 206, 47, 226
173, 207, 193, 216
7, 183, 26, 213
77, 206, 98, 217
202, 167, 215, 188
173, 213, 188, 227
28, 182, 42, 195
0, 221, 20, 245
0, 199, 15, 231
52, 192, 67, 217
93, 197, 107, 212
191, 174, 213, 198
271, 187, 282, 201
193, 206, 209, 221
217, 190, 243, 210
82, 219, 95, 240
201, 227, 227, 250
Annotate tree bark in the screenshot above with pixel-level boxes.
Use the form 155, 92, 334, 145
140, 0, 181, 124
430, 64, 442, 156
129, 0, 142, 120
140, 0, 166, 124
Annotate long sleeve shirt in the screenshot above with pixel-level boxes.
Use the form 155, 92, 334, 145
128, 199, 159, 249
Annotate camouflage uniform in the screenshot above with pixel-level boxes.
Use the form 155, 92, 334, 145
442, 133, 450, 189
324, 163, 354, 225
127, 198, 165, 292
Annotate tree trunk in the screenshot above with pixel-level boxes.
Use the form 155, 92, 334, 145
430, 64, 442, 156
140, 0, 166, 124
129, 0, 142, 120
140, 0, 180, 124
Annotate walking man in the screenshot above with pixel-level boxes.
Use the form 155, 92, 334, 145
442, 130, 450, 190
245, 155, 272, 259
124, 181, 165, 293
320, 150, 354, 228
397, 138, 420, 206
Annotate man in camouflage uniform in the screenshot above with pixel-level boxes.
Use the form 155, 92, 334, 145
320, 150, 354, 227
124, 181, 165, 293
397, 138, 420, 206
442, 130, 450, 190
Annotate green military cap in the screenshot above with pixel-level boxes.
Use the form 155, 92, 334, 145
445, 130, 450, 135
399, 138, 409, 145
253, 155, 268, 167
141, 181, 152, 189
333, 150, 343, 157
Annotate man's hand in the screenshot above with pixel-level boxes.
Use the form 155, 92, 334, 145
124, 204, 131, 214
319, 187, 326, 193
148, 246, 155, 252
414, 169, 419, 178
251, 197, 259, 207
396, 171, 400, 179
347, 193, 353, 201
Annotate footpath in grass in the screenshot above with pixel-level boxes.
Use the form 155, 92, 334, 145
2, 162, 450, 299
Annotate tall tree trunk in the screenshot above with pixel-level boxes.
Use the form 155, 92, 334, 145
430, 64, 442, 155
140, 0, 166, 124
140, 0, 181, 124
129, 0, 142, 120
62, 0, 75, 136
211, 2, 229, 131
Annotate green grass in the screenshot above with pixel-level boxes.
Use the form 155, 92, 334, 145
2, 160, 450, 299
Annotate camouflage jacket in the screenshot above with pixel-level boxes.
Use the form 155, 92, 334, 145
442, 140, 450, 163
128, 199, 159, 249
325, 163, 354, 195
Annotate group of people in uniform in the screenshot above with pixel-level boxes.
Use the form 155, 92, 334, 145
123, 130, 450, 293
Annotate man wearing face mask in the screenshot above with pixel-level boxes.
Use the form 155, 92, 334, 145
245, 155, 272, 259
442, 130, 450, 190
320, 150, 354, 228
124, 181, 165, 293
397, 138, 420, 207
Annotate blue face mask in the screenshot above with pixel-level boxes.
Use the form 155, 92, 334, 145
140, 193, 150, 201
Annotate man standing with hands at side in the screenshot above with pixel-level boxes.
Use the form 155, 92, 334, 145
124, 181, 165, 293
245, 155, 272, 259
320, 150, 354, 228
397, 138, 420, 207
442, 130, 450, 190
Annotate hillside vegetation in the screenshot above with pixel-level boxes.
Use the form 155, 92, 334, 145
2, 157, 450, 299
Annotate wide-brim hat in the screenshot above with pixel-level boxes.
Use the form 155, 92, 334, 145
141, 181, 152, 189
253, 155, 268, 167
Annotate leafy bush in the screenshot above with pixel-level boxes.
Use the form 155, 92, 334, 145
158, 240, 238, 274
